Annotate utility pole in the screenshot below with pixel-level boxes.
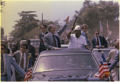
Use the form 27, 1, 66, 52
42, 13, 43, 24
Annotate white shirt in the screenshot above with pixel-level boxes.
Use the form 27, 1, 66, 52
19, 52, 26, 70
1, 53, 7, 75
68, 34, 87, 48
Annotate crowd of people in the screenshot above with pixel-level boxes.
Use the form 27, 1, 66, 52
1, 16, 119, 81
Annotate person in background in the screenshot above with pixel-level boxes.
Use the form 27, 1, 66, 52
26, 39, 35, 65
106, 40, 119, 81
67, 25, 91, 51
81, 24, 91, 47
109, 52, 119, 81
1, 43, 25, 81
13, 43, 32, 81
44, 16, 69, 50
91, 30, 108, 48
39, 24, 48, 53
11, 44, 17, 55
16, 40, 20, 50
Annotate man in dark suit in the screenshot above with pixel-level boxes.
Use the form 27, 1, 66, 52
1, 43, 25, 81
44, 16, 69, 50
92, 30, 108, 48
26, 39, 35, 65
39, 24, 48, 53
13, 43, 32, 81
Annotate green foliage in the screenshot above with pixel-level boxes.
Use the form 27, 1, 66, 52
23, 19, 60, 39
0, 1, 5, 12
11, 11, 39, 40
71, 0, 119, 40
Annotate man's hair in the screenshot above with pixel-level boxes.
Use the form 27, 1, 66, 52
26, 39, 30, 43
20, 43, 28, 49
94, 30, 99, 33
40, 24, 47, 29
81, 24, 88, 29
1, 43, 7, 49
48, 24, 55, 31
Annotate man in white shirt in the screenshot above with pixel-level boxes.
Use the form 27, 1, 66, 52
67, 25, 91, 51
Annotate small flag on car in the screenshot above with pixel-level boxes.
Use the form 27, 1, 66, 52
95, 52, 110, 79
24, 55, 32, 81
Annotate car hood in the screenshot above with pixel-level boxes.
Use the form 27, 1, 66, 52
33, 69, 98, 81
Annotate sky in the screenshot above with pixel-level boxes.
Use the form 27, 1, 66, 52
1, 0, 119, 37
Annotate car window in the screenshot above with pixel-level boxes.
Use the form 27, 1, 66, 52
35, 54, 98, 72
30, 41, 40, 45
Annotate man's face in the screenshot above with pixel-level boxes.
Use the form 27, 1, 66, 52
26, 41, 30, 46
20, 46, 27, 53
95, 32, 99, 37
1, 46, 5, 55
40, 25, 46, 33
83, 26, 88, 32
50, 26, 56, 34
12, 46, 17, 52
75, 30, 81, 38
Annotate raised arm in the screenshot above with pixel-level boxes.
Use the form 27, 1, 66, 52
58, 16, 69, 35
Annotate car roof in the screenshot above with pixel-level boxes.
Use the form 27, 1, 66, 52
92, 47, 115, 51
40, 48, 91, 56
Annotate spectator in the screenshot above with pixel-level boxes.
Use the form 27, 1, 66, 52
13, 43, 32, 81
106, 40, 119, 81
67, 25, 91, 51
11, 44, 17, 55
109, 52, 119, 81
91, 30, 108, 48
1, 43, 25, 81
26, 39, 35, 65
44, 16, 69, 50
39, 24, 48, 53
81, 24, 91, 47
16, 40, 20, 50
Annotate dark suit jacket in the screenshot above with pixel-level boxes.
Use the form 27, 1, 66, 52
13, 51, 32, 81
109, 52, 119, 71
28, 45, 35, 64
39, 32, 48, 53
44, 24, 67, 50
92, 36, 108, 48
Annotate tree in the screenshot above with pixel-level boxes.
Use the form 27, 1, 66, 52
23, 19, 60, 39
72, 0, 119, 40
0, 1, 5, 12
10, 11, 39, 39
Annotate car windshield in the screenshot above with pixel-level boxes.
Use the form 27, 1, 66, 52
34, 54, 98, 72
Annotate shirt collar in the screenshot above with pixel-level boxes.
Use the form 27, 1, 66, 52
42, 32, 46, 35
74, 34, 82, 39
